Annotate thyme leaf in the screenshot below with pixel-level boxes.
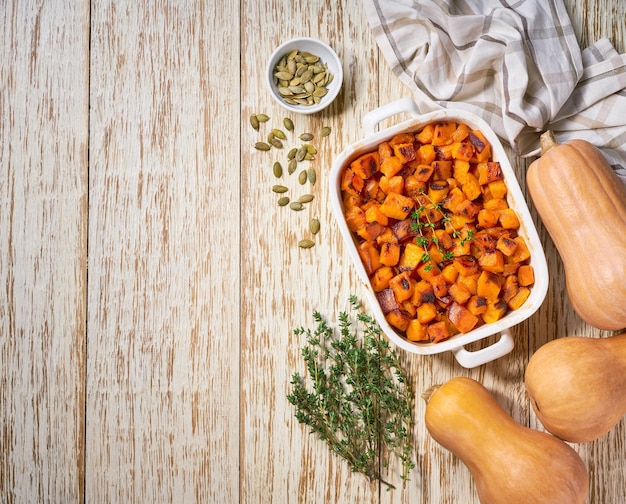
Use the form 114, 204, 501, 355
287, 296, 416, 489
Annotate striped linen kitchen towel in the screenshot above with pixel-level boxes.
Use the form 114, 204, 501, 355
363, 0, 626, 183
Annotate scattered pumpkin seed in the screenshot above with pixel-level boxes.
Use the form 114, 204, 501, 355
273, 162, 283, 178
287, 147, 298, 160
309, 218, 320, 235
299, 194, 314, 204
296, 146, 308, 162
304, 152, 315, 161
320, 126, 332, 137
290, 201, 305, 211
277, 196, 290, 206
270, 137, 283, 149
298, 170, 308, 185
299, 132, 314, 142
272, 184, 288, 193
283, 118, 294, 132
271, 128, 287, 140
298, 239, 315, 249
255, 142, 271, 151
306, 145, 317, 154
250, 115, 260, 130
287, 158, 297, 174
256, 114, 270, 123
307, 167, 317, 185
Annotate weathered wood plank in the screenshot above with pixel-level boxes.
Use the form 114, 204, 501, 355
0, 1, 89, 502
86, 1, 240, 502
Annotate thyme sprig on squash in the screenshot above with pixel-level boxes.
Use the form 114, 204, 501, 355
287, 296, 415, 489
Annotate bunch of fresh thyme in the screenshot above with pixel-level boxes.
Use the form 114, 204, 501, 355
287, 296, 415, 489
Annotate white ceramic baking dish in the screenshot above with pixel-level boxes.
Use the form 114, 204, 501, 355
329, 98, 548, 368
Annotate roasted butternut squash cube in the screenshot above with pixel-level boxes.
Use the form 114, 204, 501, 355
344, 206, 366, 232
392, 218, 418, 242
461, 173, 482, 201
378, 141, 393, 163
510, 236, 531, 263
371, 265, 394, 292
453, 160, 471, 184
451, 142, 475, 162
448, 301, 479, 333
379, 241, 401, 267
499, 208, 520, 229
469, 130, 491, 162
398, 242, 424, 271
451, 123, 470, 143
477, 208, 499, 228
386, 309, 411, 332
478, 250, 505, 273
432, 160, 453, 181
416, 144, 436, 165
457, 273, 479, 295
518, 264, 535, 286
429, 274, 449, 299
443, 187, 466, 213
389, 132, 416, 147
496, 235, 518, 256
341, 167, 364, 197
477, 161, 503, 185
484, 198, 509, 212
477, 270, 502, 300
376, 228, 397, 245
441, 264, 459, 284
406, 319, 429, 341
432, 122, 457, 146
427, 320, 451, 343
449, 281, 472, 305
487, 179, 508, 199
350, 152, 380, 179
417, 302, 438, 324
413, 163, 434, 182
356, 221, 385, 241
434, 228, 454, 250
466, 295, 488, 315
379, 192, 415, 220
502, 275, 519, 303
376, 288, 399, 314
401, 300, 417, 318
456, 198, 481, 220
392, 141, 416, 164
416, 123, 435, 144
358, 240, 381, 275
412, 279, 436, 304
507, 286, 531, 310
387, 175, 405, 194
482, 300, 508, 324
404, 174, 427, 196
428, 179, 451, 204
380, 156, 404, 178
389, 271, 414, 302
453, 255, 479, 276
416, 259, 441, 280
365, 204, 389, 226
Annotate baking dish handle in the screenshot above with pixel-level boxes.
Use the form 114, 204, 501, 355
451, 328, 514, 368
362, 97, 421, 137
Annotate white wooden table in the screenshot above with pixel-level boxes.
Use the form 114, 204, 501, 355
1, 1, 624, 502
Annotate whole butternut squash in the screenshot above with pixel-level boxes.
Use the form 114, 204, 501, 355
424, 377, 588, 504
525, 332, 626, 443
526, 131, 626, 331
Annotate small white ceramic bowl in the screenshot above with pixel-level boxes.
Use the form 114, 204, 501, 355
266, 37, 343, 115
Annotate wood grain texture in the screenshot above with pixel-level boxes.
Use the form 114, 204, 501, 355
0, 2, 88, 502
1, 0, 625, 503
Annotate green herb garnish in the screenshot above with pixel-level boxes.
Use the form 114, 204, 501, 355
287, 296, 415, 489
